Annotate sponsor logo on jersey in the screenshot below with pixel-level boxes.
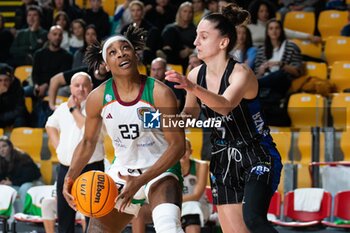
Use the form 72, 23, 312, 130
137, 107, 154, 120
106, 113, 113, 119
105, 94, 113, 102
250, 165, 270, 176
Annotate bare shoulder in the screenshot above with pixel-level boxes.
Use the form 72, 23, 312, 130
153, 79, 177, 108
231, 63, 256, 81
187, 64, 203, 83
85, 82, 107, 115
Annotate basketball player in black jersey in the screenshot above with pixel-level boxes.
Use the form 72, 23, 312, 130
166, 4, 282, 233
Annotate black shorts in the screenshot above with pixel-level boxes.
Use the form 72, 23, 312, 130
181, 214, 201, 228
209, 143, 281, 205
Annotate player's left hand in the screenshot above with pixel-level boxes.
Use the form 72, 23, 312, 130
116, 172, 142, 212
165, 70, 195, 91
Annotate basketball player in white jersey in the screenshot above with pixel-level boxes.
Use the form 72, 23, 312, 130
62, 26, 186, 233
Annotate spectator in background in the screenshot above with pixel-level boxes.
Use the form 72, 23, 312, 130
47, 64, 109, 110
83, 0, 110, 40
69, 19, 85, 54
161, 1, 196, 72
0, 136, 41, 211
207, 0, 219, 13
254, 19, 303, 126
45, 0, 82, 29
248, 0, 321, 48
230, 25, 257, 69
186, 52, 202, 73
144, 0, 177, 32
341, 7, 350, 36
192, 0, 210, 26
113, 0, 132, 34
218, 0, 236, 12
121, 0, 161, 65
29, 25, 73, 127
46, 72, 104, 233
53, 11, 71, 52
132, 139, 209, 233
150, 57, 185, 111
0, 15, 14, 63
9, 5, 48, 67
0, 64, 29, 128
72, 24, 98, 69
279, 0, 320, 21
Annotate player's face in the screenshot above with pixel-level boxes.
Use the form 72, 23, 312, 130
105, 40, 138, 75
194, 19, 225, 60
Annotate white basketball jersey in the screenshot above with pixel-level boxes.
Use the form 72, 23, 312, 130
101, 77, 168, 170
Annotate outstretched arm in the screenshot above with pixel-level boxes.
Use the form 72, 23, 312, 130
166, 64, 258, 116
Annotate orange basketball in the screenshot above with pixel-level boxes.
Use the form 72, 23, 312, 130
71, 170, 118, 218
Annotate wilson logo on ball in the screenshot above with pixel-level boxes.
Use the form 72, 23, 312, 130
94, 174, 105, 203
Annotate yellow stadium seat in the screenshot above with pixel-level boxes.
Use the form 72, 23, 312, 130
185, 128, 203, 160
167, 64, 184, 74
104, 136, 115, 163
270, 129, 292, 194
75, 0, 90, 9
340, 130, 350, 161
39, 159, 53, 185
0, 128, 3, 136
329, 61, 350, 92
14, 65, 32, 84
102, 0, 116, 16
10, 127, 43, 163
284, 11, 315, 34
291, 39, 322, 59
288, 93, 325, 129
324, 36, 350, 66
331, 93, 350, 130
138, 64, 148, 75
295, 131, 325, 188
290, 62, 328, 93
25, 97, 33, 113
318, 10, 348, 39
48, 139, 59, 164
43, 95, 68, 106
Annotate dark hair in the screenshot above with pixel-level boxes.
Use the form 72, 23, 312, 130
237, 25, 253, 62
248, 0, 276, 24
54, 11, 70, 31
203, 3, 250, 53
264, 19, 286, 59
27, 5, 43, 19
0, 136, 14, 151
84, 25, 147, 72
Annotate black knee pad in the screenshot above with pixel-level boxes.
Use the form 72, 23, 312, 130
181, 214, 201, 228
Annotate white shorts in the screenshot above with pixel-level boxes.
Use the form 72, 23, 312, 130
107, 165, 181, 216
182, 201, 210, 227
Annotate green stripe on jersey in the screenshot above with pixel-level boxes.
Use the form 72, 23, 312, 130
103, 78, 116, 106
141, 77, 155, 105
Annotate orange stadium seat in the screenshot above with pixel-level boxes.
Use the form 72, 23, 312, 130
167, 64, 183, 74
331, 93, 350, 130
10, 127, 43, 163
284, 11, 315, 35
185, 128, 203, 160
0, 128, 3, 136
288, 93, 325, 129
329, 61, 350, 92
25, 97, 33, 113
318, 10, 348, 39
138, 64, 148, 75
14, 65, 32, 84
340, 130, 350, 161
324, 36, 350, 66
291, 39, 322, 59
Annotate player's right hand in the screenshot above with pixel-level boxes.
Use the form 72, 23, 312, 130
63, 176, 77, 211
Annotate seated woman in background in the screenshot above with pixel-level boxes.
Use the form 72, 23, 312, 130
230, 25, 257, 69
247, 0, 321, 48
254, 19, 304, 98
0, 136, 41, 211
254, 19, 303, 126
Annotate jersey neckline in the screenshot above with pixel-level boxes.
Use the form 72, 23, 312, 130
112, 75, 147, 106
